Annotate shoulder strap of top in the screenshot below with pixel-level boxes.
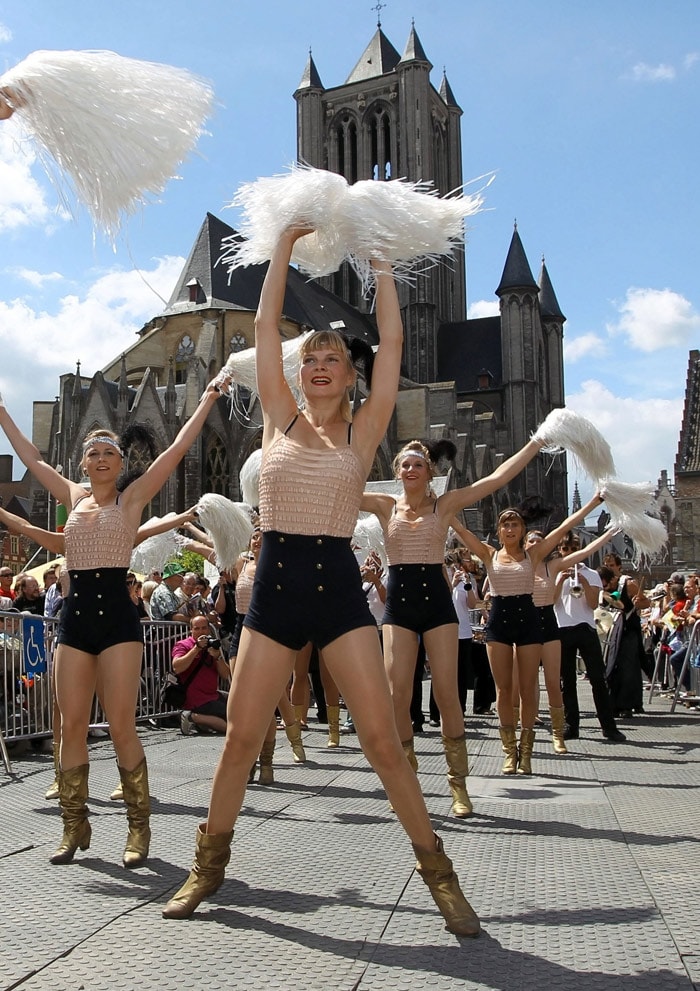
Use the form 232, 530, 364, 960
347, 421, 352, 444
72, 493, 90, 510
431, 500, 438, 514
283, 414, 299, 436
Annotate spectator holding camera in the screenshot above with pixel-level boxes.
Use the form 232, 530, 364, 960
172, 615, 230, 736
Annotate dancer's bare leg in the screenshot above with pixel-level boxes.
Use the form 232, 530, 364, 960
206, 629, 296, 835
323, 627, 435, 849
382, 624, 419, 741
422, 624, 464, 738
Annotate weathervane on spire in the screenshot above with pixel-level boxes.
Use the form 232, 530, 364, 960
372, 1, 386, 27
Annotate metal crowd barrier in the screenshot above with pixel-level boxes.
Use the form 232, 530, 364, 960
0, 612, 191, 755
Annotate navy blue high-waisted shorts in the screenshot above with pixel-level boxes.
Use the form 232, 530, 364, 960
484, 594, 543, 647
244, 531, 375, 651
57, 568, 143, 654
382, 563, 458, 634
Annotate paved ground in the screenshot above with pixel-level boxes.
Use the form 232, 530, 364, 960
1, 681, 699, 991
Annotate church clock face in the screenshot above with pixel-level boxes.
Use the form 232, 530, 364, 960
230, 333, 247, 352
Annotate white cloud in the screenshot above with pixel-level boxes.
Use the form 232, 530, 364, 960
628, 61, 676, 82
8, 268, 64, 289
0, 255, 184, 391
0, 23, 11, 43
0, 124, 56, 231
683, 52, 699, 70
566, 379, 683, 489
467, 298, 499, 319
606, 287, 700, 352
564, 333, 608, 363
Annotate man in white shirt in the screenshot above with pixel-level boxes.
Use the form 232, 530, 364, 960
554, 535, 625, 743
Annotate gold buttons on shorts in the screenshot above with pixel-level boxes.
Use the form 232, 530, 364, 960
277, 561, 283, 568
317, 585, 324, 592
316, 563, 323, 570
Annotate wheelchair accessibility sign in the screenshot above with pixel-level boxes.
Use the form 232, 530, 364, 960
23, 616, 47, 674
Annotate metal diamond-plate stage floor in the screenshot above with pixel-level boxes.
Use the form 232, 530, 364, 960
1, 682, 698, 991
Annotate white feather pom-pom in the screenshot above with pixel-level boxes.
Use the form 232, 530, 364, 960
353, 514, 388, 572
220, 165, 349, 276
239, 448, 262, 509
219, 164, 488, 293
223, 331, 311, 398
618, 514, 668, 563
195, 494, 254, 571
533, 408, 616, 482
0, 49, 213, 238
339, 177, 486, 289
130, 521, 180, 575
600, 479, 656, 520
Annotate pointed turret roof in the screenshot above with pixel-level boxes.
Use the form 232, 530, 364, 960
399, 22, 431, 66
345, 28, 401, 83
538, 258, 565, 320
296, 49, 323, 91
496, 225, 538, 295
439, 70, 461, 109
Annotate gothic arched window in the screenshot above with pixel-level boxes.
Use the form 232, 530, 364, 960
204, 435, 230, 496
369, 105, 393, 182
334, 113, 358, 183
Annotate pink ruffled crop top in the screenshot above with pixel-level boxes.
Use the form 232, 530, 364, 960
385, 501, 447, 566
258, 420, 365, 539
484, 551, 535, 597
63, 497, 137, 570
234, 560, 255, 614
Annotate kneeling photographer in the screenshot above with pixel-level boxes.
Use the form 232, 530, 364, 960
171, 614, 230, 736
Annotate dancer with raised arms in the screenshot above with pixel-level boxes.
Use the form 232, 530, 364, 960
0, 378, 229, 867
163, 226, 480, 937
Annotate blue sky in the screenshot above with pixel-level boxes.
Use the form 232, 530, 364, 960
0, 0, 698, 505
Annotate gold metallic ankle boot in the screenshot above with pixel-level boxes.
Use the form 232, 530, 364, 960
413, 833, 480, 937
327, 705, 340, 748
162, 823, 233, 919
517, 728, 535, 775
258, 739, 275, 785
293, 704, 308, 729
285, 720, 306, 763
441, 733, 473, 817
499, 726, 518, 775
119, 757, 151, 867
549, 706, 568, 755
50, 763, 91, 864
401, 736, 419, 773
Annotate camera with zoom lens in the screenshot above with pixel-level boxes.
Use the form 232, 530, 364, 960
207, 637, 220, 649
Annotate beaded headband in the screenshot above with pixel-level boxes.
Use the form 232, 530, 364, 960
401, 449, 428, 461
82, 435, 123, 454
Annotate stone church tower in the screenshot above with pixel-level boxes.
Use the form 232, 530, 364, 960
295, 23, 568, 521
294, 21, 465, 383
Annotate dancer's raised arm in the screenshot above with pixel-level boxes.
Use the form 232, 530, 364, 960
121, 376, 229, 512
0, 402, 77, 507
352, 261, 403, 468
254, 227, 310, 438
438, 437, 544, 519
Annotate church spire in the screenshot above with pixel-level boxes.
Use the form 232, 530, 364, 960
296, 48, 323, 91
538, 257, 565, 321
496, 224, 538, 296
572, 482, 582, 513
399, 20, 431, 67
